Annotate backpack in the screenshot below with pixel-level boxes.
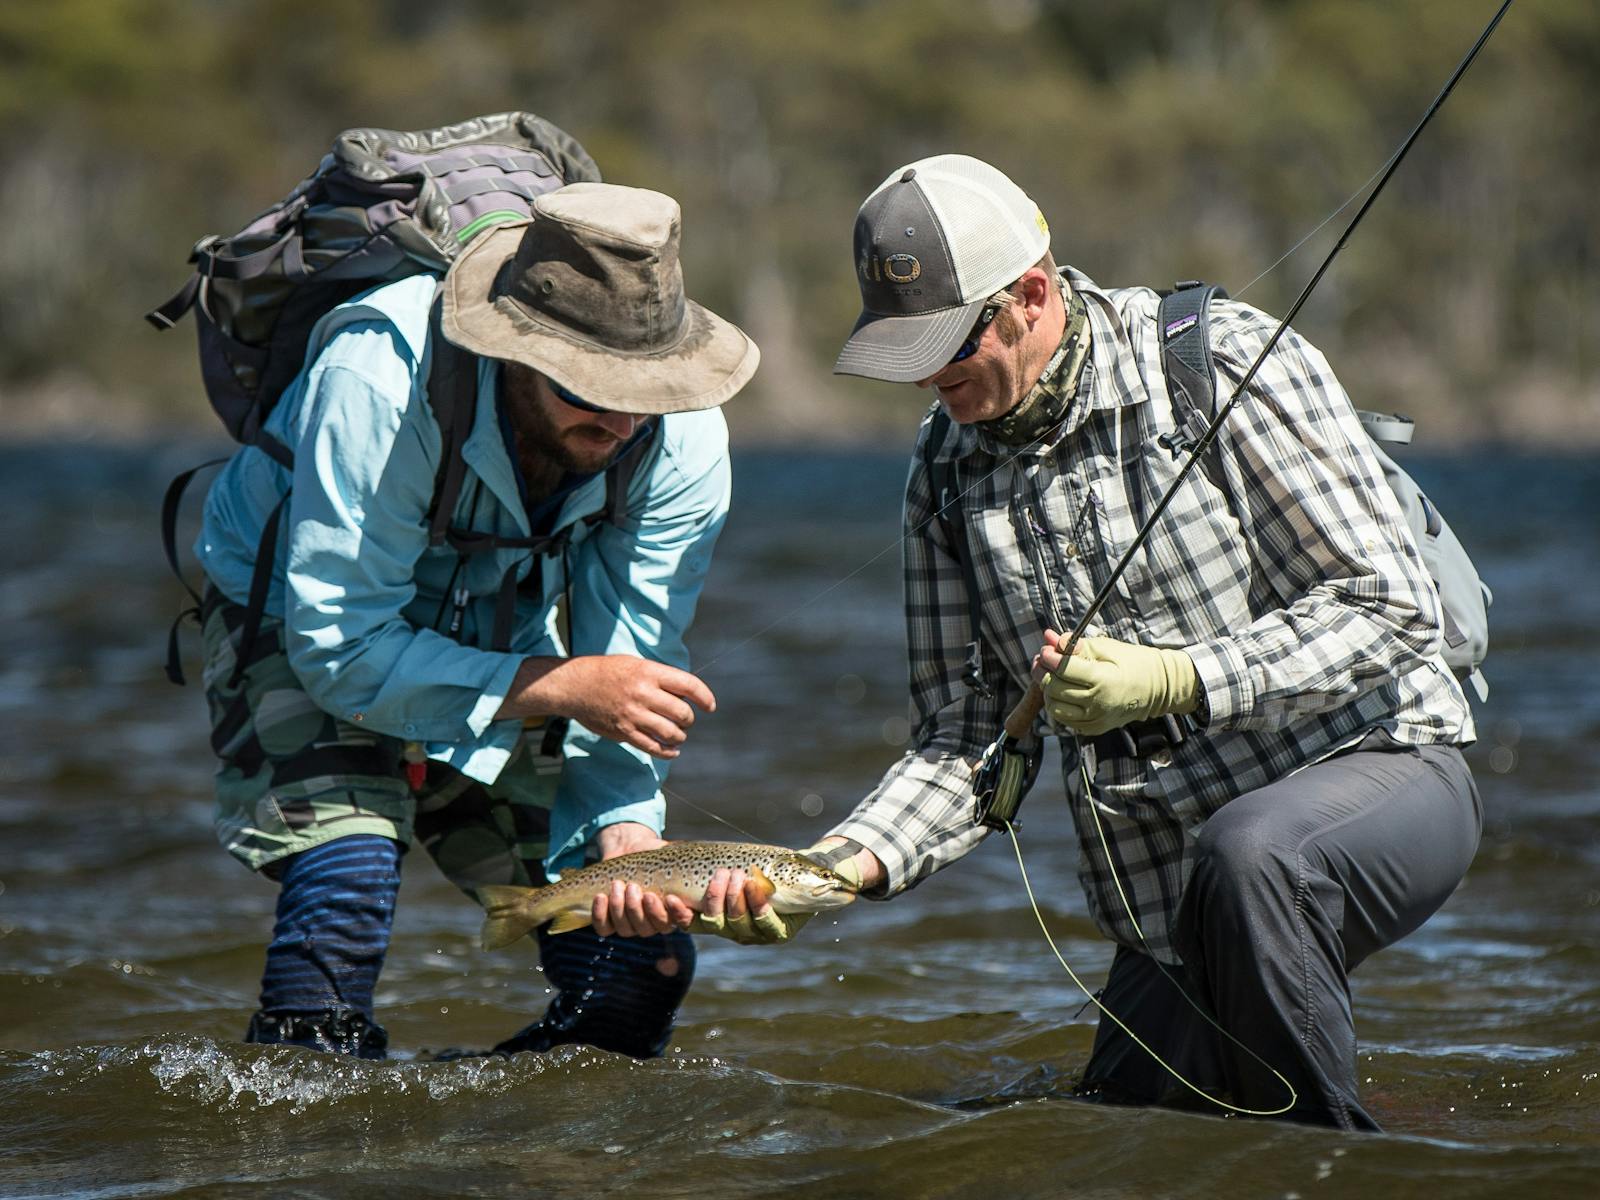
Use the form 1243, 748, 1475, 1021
1156, 282, 1490, 701
149, 112, 654, 685
923, 281, 1491, 707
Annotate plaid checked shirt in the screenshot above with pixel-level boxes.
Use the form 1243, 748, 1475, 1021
830, 267, 1474, 962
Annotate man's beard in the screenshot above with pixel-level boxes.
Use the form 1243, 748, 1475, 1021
515, 389, 627, 476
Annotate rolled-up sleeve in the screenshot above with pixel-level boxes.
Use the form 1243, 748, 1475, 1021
1184, 316, 1443, 730
543, 410, 732, 875
283, 357, 525, 742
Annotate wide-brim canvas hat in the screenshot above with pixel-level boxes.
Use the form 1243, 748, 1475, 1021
442, 182, 758, 413
835, 155, 1051, 383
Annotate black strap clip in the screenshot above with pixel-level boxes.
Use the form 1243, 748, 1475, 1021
961, 640, 994, 700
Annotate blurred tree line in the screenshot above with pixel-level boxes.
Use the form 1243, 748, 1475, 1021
0, 0, 1595, 444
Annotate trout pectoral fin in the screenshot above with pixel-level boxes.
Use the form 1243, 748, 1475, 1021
546, 908, 592, 935
748, 867, 777, 904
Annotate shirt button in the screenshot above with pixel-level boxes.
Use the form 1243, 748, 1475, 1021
403, 723, 417, 735
352, 712, 364, 723
1150, 749, 1173, 768
1066, 542, 1080, 558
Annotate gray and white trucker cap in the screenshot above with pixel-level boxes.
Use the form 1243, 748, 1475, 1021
834, 154, 1051, 383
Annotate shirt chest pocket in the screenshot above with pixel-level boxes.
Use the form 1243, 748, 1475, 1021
1090, 435, 1256, 645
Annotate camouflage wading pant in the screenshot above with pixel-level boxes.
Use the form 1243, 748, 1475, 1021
199, 587, 695, 1058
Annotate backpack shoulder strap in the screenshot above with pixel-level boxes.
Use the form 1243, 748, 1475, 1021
600, 418, 663, 528
1157, 281, 1229, 430
424, 295, 479, 547
921, 407, 993, 699
922, 407, 963, 555
1155, 282, 1238, 507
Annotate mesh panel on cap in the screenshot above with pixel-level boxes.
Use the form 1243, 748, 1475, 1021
915, 156, 1048, 304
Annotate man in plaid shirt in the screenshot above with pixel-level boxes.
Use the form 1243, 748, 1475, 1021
806, 155, 1481, 1131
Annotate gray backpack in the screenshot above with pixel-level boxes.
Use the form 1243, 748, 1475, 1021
1157, 283, 1491, 700
148, 111, 598, 466
148, 113, 658, 686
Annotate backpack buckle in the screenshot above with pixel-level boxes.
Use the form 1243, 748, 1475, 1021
962, 641, 995, 700
1156, 428, 1194, 460
188, 233, 221, 265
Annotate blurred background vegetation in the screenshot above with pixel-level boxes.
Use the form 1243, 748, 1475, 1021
1, 0, 1595, 446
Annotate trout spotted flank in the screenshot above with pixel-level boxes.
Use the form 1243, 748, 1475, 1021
477, 841, 858, 949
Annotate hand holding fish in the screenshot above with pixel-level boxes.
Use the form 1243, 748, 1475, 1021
478, 839, 860, 950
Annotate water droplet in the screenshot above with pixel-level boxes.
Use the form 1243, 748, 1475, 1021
603, 1144, 625, 1155
836, 974, 845, 982
440, 1006, 449, 1014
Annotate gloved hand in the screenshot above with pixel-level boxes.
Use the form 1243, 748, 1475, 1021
1039, 635, 1199, 737
688, 892, 812, 946
687, 842, 862, 946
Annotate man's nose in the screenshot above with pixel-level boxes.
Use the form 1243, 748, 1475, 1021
595, 410, 639, 437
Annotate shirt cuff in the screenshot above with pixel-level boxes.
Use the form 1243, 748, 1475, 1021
827, 810, 924, 898
544, 796, 666, 880
468, 655, 525, 738
1183, 637, 1254, 727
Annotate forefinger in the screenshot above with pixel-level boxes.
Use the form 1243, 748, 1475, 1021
664, 669, 717, 714
701, 867, 733, 919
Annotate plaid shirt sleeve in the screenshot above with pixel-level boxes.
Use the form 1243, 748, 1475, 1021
1183, 306, 1446, 730
827, 419, 1019, 895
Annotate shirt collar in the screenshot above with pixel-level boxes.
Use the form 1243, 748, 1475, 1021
946, 266, 1146, 464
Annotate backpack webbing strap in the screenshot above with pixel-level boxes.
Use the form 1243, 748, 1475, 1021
425, 298, 479, 548
600, 419, 658, 528
226, 491, 290, 690
146, 273, 202, 331
922, 409, 993, 700
161, 458, 229, 607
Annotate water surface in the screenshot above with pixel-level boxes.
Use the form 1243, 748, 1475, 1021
2, 439, 1597, 1198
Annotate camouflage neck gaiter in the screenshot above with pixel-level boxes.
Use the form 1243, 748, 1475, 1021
978, 285, 1090, 448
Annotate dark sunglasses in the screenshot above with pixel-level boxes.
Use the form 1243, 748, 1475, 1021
549, 379, 614, 415
949, 300, 1006, 365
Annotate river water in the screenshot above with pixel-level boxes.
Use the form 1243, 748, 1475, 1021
1, 437, 1597, 1199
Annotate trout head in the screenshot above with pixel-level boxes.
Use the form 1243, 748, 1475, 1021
764, 854, 860, 914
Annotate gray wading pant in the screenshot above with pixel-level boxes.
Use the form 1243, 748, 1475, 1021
1079, 734, 1481, 1131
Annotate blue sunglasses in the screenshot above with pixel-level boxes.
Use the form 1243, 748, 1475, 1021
949, 300, 1005, 365
550, 379, 615, 414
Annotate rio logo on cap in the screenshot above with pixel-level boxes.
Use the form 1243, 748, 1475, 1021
859, 252, 922, 285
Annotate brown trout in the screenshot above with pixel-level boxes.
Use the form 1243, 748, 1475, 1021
477, 841, 858, 949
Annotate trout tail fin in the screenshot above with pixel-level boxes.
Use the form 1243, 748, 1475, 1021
477, 883, 592, 950
477, 884, 542, 951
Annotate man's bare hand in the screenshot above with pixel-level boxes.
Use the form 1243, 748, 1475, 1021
496, 655, 716, 759
589, 823, 697, 937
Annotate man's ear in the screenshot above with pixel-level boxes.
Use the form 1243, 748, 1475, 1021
1017, 267, 1055, 324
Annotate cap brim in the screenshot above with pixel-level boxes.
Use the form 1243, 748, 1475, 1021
831, 297, 987, 384
441, 220, 759, 414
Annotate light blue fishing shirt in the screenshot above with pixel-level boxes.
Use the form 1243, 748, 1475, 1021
197, 274, 730, 876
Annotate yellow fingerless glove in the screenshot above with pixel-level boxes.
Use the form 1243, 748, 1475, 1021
686, 840, 860, 946
1041, 636, 1199, 737
687, 906, 812, 946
